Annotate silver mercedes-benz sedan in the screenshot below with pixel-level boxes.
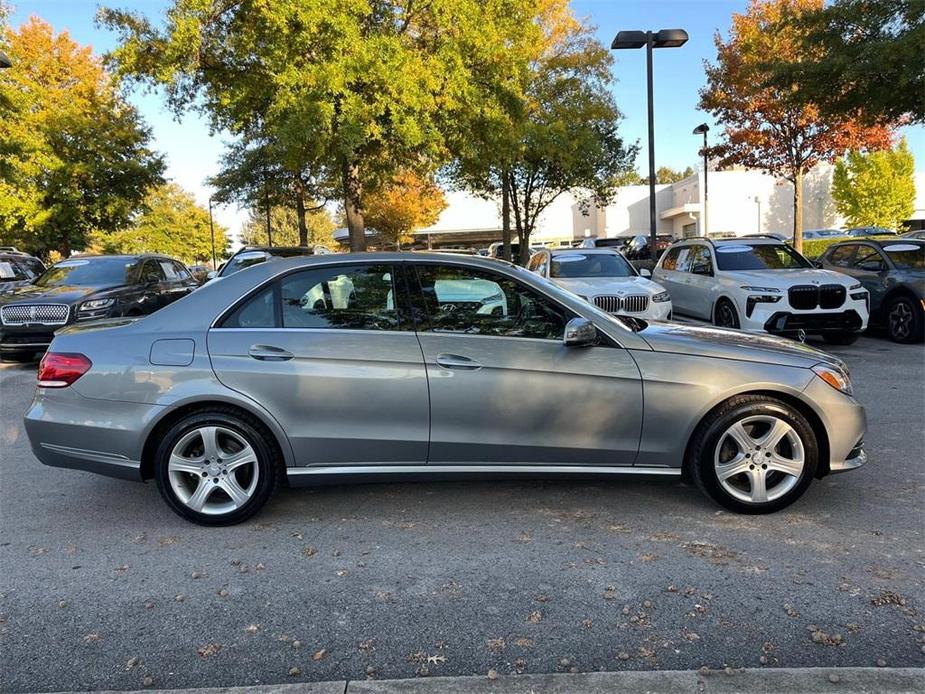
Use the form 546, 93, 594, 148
24, 253, 867, 525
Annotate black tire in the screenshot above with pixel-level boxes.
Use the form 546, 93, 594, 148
154, 408, 280, 526
822, 332, 860, 346
713, 298, 740, 329
885, 295, 924, 344
687, 395, 818, 514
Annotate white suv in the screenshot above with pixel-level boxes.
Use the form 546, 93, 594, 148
652, 238, 869, 344
527, 248, 672, 321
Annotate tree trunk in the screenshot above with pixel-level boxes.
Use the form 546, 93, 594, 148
342, 158, 366, 252
793, 167, 804, 254
518, 223, 531, 266
501, 169, 511, 262
295, 178, 309, 247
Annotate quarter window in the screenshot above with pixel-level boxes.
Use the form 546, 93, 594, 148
414, 264, 570, 340
223, 286, 276, 328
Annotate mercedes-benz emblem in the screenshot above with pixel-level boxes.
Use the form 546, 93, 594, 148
797, 329, 807, 343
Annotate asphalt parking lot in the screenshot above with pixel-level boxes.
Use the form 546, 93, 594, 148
0, 333, 923, 693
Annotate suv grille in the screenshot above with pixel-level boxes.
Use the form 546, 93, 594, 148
0, 304, 69, 326
787, 285, 846, 311
593, 294, 649, 314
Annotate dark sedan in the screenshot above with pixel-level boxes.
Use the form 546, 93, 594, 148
0, 254, 198, 361
818, 239, 924, 343
0, 249, 45, 293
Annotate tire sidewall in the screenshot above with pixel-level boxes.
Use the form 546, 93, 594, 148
154, 411, 276, 526
696, 400, 818, 514
714, 299, 739, 329
887, 296, 923, 344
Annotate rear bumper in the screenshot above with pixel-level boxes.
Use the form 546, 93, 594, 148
24, 388, 165, 482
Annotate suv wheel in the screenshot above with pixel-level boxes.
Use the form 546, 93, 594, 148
822, 332, 860, 346
688, 395, 818, 514
154, 409, 279, 525
714, 298, 740, 329
886, 295, 923, 344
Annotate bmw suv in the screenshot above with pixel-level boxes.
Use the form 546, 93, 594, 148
653, 238, 869, 344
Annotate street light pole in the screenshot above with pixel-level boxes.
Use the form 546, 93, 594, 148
753, 195, 761, 234
612, 29, 688, 258
208, 197, 217, 271
693, 123, 709, 236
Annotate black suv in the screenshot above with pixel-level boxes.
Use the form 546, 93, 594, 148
0, 247, 46, 293
0, 254, 198, 361
217, 246, 315, 278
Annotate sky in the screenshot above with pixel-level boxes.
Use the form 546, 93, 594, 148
8, 0, 925, 236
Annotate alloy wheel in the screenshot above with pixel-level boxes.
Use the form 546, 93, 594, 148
716, 302, 738, 328
167, 426, 259, 515
889, 300, 912, 340
713, 415, 804, 504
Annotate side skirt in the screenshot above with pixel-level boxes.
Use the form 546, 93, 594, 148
286, 464, 681, 487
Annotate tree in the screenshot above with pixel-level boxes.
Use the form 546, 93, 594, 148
655, 166, 695, 184
102, 0, 539, 253
451, 0, 636, 264
364, 171, 447, 248
94, 182, 229, 263
0, 17, 164, 258
766, 0, 924, 125
239, 205, 337, 249
832, 137, 916, 230
699, 0, 893, 252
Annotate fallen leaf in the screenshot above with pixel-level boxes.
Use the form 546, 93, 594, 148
197, 643, 221, 657
302, 547, 317, 557
312, 648, 327, 661
527, 611, 543, 623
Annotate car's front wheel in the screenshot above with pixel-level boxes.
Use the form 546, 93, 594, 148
154, 409, 279, 525
688, 395, 818, 514
713, 298, 740, 329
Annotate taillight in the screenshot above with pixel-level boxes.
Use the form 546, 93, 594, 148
37, 352, 92, 388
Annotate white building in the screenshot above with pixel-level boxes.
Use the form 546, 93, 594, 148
411, 164, 924, 247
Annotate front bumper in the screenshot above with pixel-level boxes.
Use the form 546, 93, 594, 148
801, 376, 868, 476
0, 328, 55, 353
740, 295, 869, 335
829, 439, 867, 473
598, 300, 672, 322
24, 387, 165, 481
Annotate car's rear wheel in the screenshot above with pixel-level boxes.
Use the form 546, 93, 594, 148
822, 331, 860, 346
688, 395, 818, 514
886, 295, 923, 344
713, 298, 740, 329
154, 409, 279, 525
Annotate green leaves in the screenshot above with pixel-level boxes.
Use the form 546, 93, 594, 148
832, 138, 916, 230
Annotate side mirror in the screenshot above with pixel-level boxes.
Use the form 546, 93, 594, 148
811, 260, 823, 268
206, 271, 217, 280
858, 260, 883, 272
639, 268, 652, 278
563, 317, 597, 347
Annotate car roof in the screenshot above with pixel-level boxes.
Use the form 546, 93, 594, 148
670, 237, 783, 247
828, 238, 924, 248
545, 247, 619, 255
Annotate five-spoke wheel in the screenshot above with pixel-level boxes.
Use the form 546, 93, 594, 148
154, 410, 278, 525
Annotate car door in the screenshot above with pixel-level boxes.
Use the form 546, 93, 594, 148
847, 244, 890, 312
409, 261, 643, 466
653, 246, 682, 309
208, 262, 429, 466
662, 245, 696, 315
683, 244, 716, 320
137, 259, 170, 313
158, 259, 196, 306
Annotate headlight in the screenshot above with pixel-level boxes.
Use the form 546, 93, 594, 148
812, 364, 852, 395
652, 291, 671, 303
740, 286, 781, 293
79, 298, 114, 311
848, 283, 862, 290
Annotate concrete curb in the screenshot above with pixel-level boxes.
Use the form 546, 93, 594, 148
51, 667, 925, 694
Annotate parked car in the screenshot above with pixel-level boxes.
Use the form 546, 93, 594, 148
486, 242, 542, 260
0, 254, 198, 362
845, 226, 897, 238
216, 246, 315, 279
187, 264, 212, 285
817, 239, 924, 343
0, 248, 45, 293
25, 252, 866, 524
527, 248, 672, 321
801, 229, 846, 240
579, 237, 630, 250
900, 230, 925, 240
618, 234, 675, 262
652, 238, 869, 345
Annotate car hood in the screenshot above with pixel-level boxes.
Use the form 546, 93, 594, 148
636, 321, 845, 370
551, 276, 665, 296
0, 279, 33, 294
0, 283, 111, 305
725, 268, 854, 289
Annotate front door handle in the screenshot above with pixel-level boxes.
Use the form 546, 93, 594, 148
435, 353, 482, 370
248, 344, 294, 361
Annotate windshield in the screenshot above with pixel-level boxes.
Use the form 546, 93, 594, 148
550, 252, 635, 278
34, 258, 136, 287
714, 243, 812, 271
0, 257, 42, 282
220, 248, 313, 277
881, 243, 924, 269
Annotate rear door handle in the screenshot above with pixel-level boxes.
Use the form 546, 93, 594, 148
248, 344, 294, 361
435, 353, 482, 370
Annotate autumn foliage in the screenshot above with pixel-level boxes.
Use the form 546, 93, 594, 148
364, 171, 447, 248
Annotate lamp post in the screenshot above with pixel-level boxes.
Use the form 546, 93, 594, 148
0, 50, 11, 68
693, 123, 709, 236
612, 29, 688, 255
208, 197, 217, 271
753, 195, 761, 234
